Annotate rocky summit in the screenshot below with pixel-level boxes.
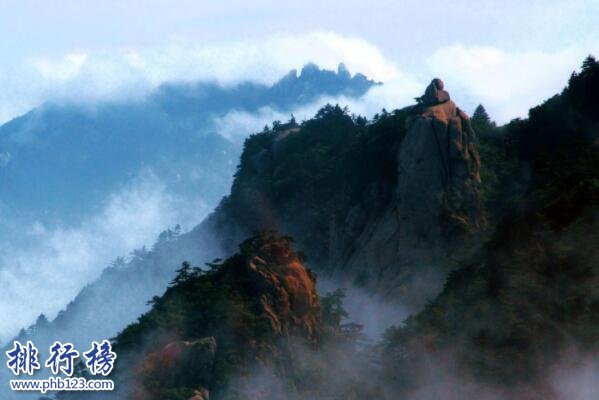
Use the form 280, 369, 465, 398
398, 78, 482, 253
198, 79, 484, 310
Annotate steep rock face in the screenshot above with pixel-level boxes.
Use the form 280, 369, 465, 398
221, 232, 322, 342
104, 232, 389, 400
201, 86, 483, 308
329, 91, 481, 305
398, 100, 480, 240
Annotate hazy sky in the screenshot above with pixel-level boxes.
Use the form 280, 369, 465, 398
1, 0, 598, 123
1, 1, 596, 62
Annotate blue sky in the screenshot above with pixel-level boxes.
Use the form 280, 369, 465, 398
2, 1, 597, 62
1, 0, 598, 123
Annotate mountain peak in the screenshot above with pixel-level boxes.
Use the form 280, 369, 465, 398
270, 62, 377, 104
299, 62, 321, 77
337, 62, 351, 78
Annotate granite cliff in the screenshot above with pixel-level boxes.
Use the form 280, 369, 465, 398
205, 79, 484, 308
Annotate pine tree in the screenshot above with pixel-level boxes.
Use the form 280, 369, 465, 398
472, 104, 491, 125
581, 55, 597, 72
567, 55, 599, 114
170, 261, 193, 285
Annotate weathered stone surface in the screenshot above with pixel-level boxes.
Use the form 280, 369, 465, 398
207, 79, 482, 311
188, 388, 210, 400
137, 337, 217, 385
330, 80, 481, 308
233, 233, 322, 342
416, 78, 451, 106
400, 100, 481, 234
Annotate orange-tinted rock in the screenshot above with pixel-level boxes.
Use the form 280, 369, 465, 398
134, 337, 216, 399
416, 78, 451, 106
330, 79, 482, 306
227, 232, 322, 342
188, 388, 210, 400
401, 83, 481, 223
420, 100, 457, 125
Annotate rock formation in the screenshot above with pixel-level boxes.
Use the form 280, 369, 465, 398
415, 78, 451, 106
133, 338, 216, 400
202, 80, 482, 309
330, 79, 481, 306
220, 231, 322, 342
400, 82, 481, 237
58, 58, 599, 400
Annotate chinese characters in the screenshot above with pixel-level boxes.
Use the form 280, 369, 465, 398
6, 341, 41, 375
6, 340, 116, 377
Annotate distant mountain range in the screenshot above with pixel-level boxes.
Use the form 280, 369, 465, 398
0, 62, 376, 229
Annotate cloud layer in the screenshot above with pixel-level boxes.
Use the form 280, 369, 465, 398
0, 171, 207, 343
0, 32, 398, 124
3, 30, 597, 126
212, 76, 422, 142
428, 42, 599, 122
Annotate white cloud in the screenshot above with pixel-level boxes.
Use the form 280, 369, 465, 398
1, 31, 596, 126
0, 170, 207, 344
34, 52, 89, 81
213, 72, 424, 142
427, 43, 599, 122
0, 32, 399, 124
213, 37, 597, 139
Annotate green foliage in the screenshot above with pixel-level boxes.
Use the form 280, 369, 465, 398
476, 123, 520, 218
471, 104, 491, 127
345, 109, 408, 202
321, 289, 349, 327
567, 54, 599, 115
113, 257, 265, 395
111, 231, 328, 399
169, 261, 201, 285
224, 104, 408, 264
111, 56, 599, 398
466, 104, 522, 221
